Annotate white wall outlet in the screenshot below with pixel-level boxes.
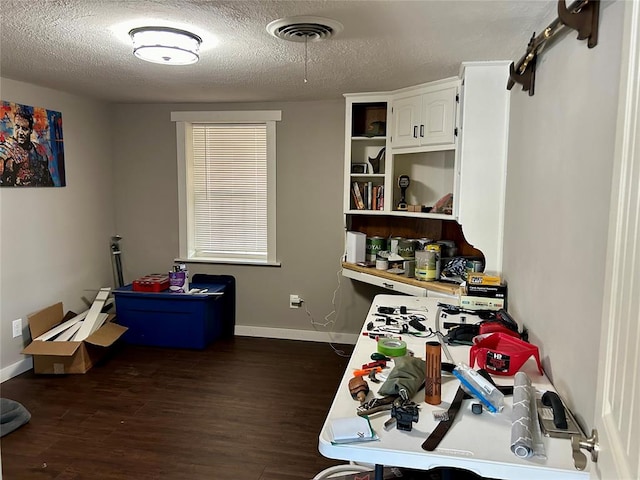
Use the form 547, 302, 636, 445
12, 318, 22, 338
289, 294, 302, 309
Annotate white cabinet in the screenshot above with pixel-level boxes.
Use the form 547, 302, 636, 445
455, 61, 511, 274
344, 81, 461, 221
391, 79, 459, 152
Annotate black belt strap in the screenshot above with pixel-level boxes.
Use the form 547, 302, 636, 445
421, 385, 466, 451
421, 369, 514, 451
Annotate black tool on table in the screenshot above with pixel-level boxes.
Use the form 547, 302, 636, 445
371, 352, 391, 361
422, 369, 513, 451
391, 401, 420, 431
537, 391, 582, 438
409, 317, 426, 331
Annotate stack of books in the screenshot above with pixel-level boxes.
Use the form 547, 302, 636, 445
352, 181, 384, 210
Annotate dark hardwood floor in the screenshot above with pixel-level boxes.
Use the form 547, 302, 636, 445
0, 337, 354, 480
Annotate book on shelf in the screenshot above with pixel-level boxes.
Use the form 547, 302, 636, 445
377, 185, 384, 210
352, 181, 365, 210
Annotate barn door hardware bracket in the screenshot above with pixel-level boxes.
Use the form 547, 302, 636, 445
507, 0, 600, 96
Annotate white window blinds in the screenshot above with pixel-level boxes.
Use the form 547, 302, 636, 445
191, 123, 267, 260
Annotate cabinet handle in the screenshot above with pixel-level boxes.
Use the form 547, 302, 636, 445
383, 283, 395, 289
413, 126, 418, 138
420, 125, 425, 137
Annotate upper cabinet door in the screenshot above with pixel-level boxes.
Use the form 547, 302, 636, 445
390, 80, 459, 153
422, 86, 457, 147
391, 94, 422, 148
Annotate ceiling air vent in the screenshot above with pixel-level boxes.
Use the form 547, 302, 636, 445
266, 16, 343, 42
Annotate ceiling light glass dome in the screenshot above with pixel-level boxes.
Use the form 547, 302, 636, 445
129, 27, 202, 65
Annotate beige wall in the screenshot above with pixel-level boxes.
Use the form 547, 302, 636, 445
111, 101, 379, 340
504, 0, 624, 428
0, 78, 115, 380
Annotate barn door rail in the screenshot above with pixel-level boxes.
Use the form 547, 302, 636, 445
507, 0, 600, 96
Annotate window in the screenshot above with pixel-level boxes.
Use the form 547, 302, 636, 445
172, 111, 281, 265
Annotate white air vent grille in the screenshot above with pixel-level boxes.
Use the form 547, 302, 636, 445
266, 16, 343, 43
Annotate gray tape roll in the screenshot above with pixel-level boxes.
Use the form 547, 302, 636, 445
510, 371, 547, 459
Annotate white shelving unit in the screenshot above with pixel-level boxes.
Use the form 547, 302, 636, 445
342, 61, 511, 293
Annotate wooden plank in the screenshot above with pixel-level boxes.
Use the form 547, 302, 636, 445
34, 317, 82, 341
54, 321, 83, 341
74, 288, 111, 341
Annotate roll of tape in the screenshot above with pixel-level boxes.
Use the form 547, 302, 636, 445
377, 338, 407, 357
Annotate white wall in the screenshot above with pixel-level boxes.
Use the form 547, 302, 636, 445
503, 0, 624, 428
0, 78, 116, 381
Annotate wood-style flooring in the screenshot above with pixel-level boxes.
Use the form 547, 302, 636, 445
0, 336, 353, 480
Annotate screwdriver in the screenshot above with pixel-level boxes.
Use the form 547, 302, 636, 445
353, 367, 382, 377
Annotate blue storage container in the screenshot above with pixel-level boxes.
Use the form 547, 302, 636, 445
113, 277, 235, 349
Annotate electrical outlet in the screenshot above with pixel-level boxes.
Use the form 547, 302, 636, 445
289, 294, 302, 309
12, 318, 22, 338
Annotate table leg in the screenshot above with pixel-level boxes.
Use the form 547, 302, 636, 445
375, 464, 384, 480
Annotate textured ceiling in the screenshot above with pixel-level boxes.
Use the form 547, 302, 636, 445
0, 1, 556, 104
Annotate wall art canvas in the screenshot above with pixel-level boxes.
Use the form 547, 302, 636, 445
0, 101, 65, 187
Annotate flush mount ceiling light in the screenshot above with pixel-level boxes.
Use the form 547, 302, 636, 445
266, 16, 343, 83
129, 26, 202, 65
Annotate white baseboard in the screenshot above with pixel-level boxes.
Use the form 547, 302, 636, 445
1, 329, 356, 383
1, 357, 33, 383
234, 325, 358, 345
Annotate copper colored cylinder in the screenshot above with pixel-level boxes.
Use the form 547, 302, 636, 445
425, 341, 442, 405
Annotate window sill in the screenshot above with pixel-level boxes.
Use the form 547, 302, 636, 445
174, 257, 282, 267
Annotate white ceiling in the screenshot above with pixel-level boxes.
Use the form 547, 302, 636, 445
0, 1, 556, 104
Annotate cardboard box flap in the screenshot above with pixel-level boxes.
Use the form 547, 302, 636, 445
85, 321, 127, 347
27, 302, 65, 339
22, 340, 82, 357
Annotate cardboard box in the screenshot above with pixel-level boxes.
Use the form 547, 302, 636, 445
467, 283, 508, 299
22, 302, 127, 374
467, 272, 502, 286
460, 295, 505, 311
346, 231, 366, 264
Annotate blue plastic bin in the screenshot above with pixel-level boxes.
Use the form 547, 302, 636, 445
113, 278, 234, 349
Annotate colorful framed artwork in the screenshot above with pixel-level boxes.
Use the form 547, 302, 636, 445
0, 101, 65, 187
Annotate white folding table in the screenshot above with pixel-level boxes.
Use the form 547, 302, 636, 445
318, 294, 590, 480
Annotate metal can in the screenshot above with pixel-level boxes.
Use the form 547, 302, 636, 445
466, 259, 484, 275
398, 239, 416, 259
389, 237, 403, 255
425, 244, 441, 281
415, 238, 433, 251
366, 236, 387, 261
414, 250, 429, 281
403, 260, 415, 278
375, 258, 389, 270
